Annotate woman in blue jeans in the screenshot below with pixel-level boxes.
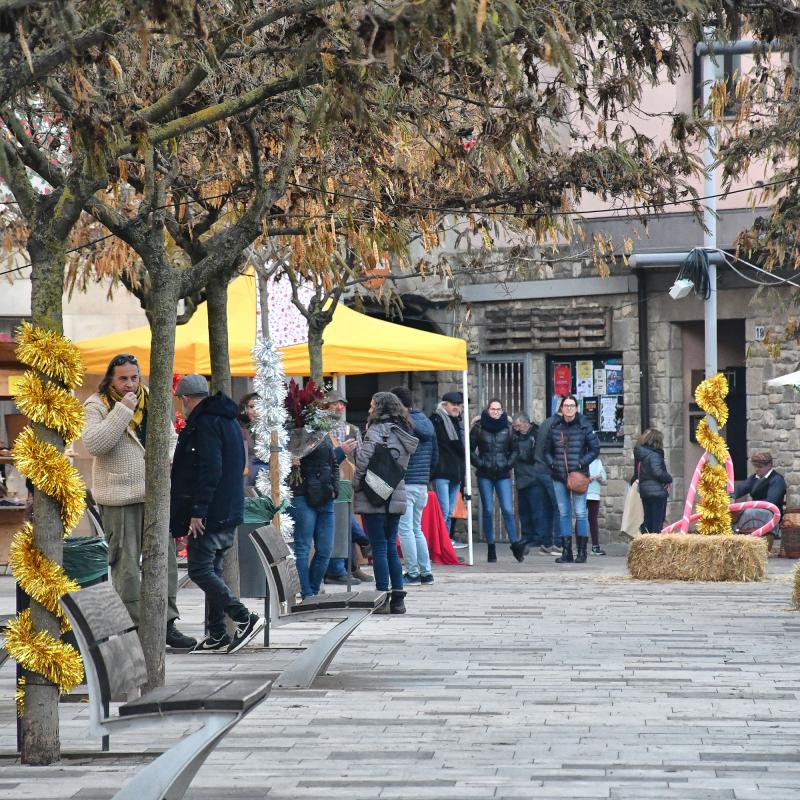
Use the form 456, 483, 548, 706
287, 436, 339, 598
470, 398, 517, 562
353, 392, 418, 614
545, 395, 600, 564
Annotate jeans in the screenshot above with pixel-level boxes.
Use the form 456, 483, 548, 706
326, 516, 370, 578
187, 528, 249, 640
517, 485, 539, 546
477, 476, 517, 544
363, 512, 404, 592
552, 479, 589, 539
433, 478, 460, 536
641, 495, 667, 533
528, 473, 559, 548
288, 495, 334, 597
398, 484, 432, 577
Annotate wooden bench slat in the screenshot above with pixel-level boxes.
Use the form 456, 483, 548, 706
97, 631, 149, 701
62, 583, 137, 642
252, 525, 292, 565
120, 679, 271, 716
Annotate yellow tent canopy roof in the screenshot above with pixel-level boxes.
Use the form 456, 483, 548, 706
74, 274, 466, 376
278, 302, 466, 375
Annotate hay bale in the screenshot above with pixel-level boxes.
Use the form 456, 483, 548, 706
793, 562, 800, 610
627, 534, 767, 582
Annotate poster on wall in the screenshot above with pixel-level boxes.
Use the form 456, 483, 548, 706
553, 362, 572, 397
583, 396, 599, 431
594, 368, 606, 395
599, 395, 617, 432
605, 364, 623, 395
576, 360, 593, 397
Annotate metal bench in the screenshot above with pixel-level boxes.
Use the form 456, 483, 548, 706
60, 582, 272, 800
249, 524, 386, 689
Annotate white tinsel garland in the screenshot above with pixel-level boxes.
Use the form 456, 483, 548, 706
252, 337, 294, 542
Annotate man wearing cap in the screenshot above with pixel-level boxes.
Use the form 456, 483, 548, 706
734, 452, 787, 553
83, 353, 195, 650
171, 375, 265, 653
430, 391, 466, 545
323, 390, 372, 584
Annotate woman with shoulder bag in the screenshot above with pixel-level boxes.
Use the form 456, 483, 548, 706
634, 429, 672, 533
545, 395, 600, 564
353, 392, 418, 615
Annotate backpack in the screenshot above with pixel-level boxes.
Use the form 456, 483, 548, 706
362, 434, 406, 506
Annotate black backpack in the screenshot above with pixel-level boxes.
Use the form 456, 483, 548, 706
362, 435, 406, 506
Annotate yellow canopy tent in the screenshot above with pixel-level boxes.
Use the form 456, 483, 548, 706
277, 302, 466, 375
75, 272, 259, 376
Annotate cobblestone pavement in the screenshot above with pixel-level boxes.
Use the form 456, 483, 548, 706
0, 547, 798, 799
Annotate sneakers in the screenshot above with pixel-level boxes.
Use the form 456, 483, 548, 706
547, 545, 562, 555
191, 633, 231, 653
166, 622, 197, 651
352, 567, 373, 581
538, 545, 551, 555
591, 545, 606, 555
451, 540, 468, 549
420, 573, 434, 584
227, 613, 265, 654
403, 572, 422, 584
324, 574, 361, 585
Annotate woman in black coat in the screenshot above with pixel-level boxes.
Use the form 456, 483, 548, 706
633, 428, 672, 533
545, 395, 600, 564
470, 398, 517, 562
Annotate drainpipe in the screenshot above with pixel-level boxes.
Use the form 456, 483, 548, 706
636, 269, 651, 431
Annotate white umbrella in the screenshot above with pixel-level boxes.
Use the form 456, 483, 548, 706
766, 369, 800, 387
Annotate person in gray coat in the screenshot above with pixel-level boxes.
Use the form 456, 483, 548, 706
391, 386, 438, 584
353, 392, 418, 614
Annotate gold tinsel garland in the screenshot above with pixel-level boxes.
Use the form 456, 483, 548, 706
694, 373, 732, 535
6, 325, 86, 716
13, 372, 85, 443
9, 524, 80, 632
13, 428, 86, 532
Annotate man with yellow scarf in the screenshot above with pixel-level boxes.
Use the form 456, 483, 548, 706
82, 353, 195, 650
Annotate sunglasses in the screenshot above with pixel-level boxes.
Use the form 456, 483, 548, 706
110, 354, 138, 367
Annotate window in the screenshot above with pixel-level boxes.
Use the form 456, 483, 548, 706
546, 354, 624, 447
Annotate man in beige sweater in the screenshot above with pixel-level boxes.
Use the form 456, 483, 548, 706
83, 353, 195, 650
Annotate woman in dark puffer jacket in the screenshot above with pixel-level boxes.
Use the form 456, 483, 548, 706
470, 398, 517, 562
545, 395, 600, 564
288, 436, 339, 599
633, 428, 672, 533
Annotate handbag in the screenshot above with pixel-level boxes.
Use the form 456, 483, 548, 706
620, 481, 644, 539
562, 435, 589, 494
362, 434, 406, 507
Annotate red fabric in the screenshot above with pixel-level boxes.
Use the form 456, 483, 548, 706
420, 491, 462, 565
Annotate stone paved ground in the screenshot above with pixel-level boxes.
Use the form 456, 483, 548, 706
1, 547, 799, 799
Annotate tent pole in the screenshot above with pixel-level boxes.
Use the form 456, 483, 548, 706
461, 369, 473, 566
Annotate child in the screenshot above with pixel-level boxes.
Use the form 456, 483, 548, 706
587, 458, 607, 555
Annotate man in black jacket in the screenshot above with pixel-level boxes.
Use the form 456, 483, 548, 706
430, 391, 466, 547
171, 374, 264, 654
734, 451, 787, 553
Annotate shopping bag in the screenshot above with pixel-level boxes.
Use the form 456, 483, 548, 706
620, 482, 644, 540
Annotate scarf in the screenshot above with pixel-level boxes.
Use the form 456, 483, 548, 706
103, 384, 148, 446
435, 404, 462, 442
479, 409, 508, 434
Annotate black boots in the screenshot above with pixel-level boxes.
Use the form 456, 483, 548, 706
487, 543, 497, 562
389, 590, 407, 615
575, 538, 588, 563
510, 540, 526, 562
373, 594, 391, 614
555, 537, 574, 563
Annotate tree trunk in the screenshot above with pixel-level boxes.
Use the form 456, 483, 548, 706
206, 275, 239, 625
307, 320, 325, 387
140, 271, 180, 689
21, 234, 66, 764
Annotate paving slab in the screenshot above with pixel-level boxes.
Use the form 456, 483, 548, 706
0, 547, 797, 798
